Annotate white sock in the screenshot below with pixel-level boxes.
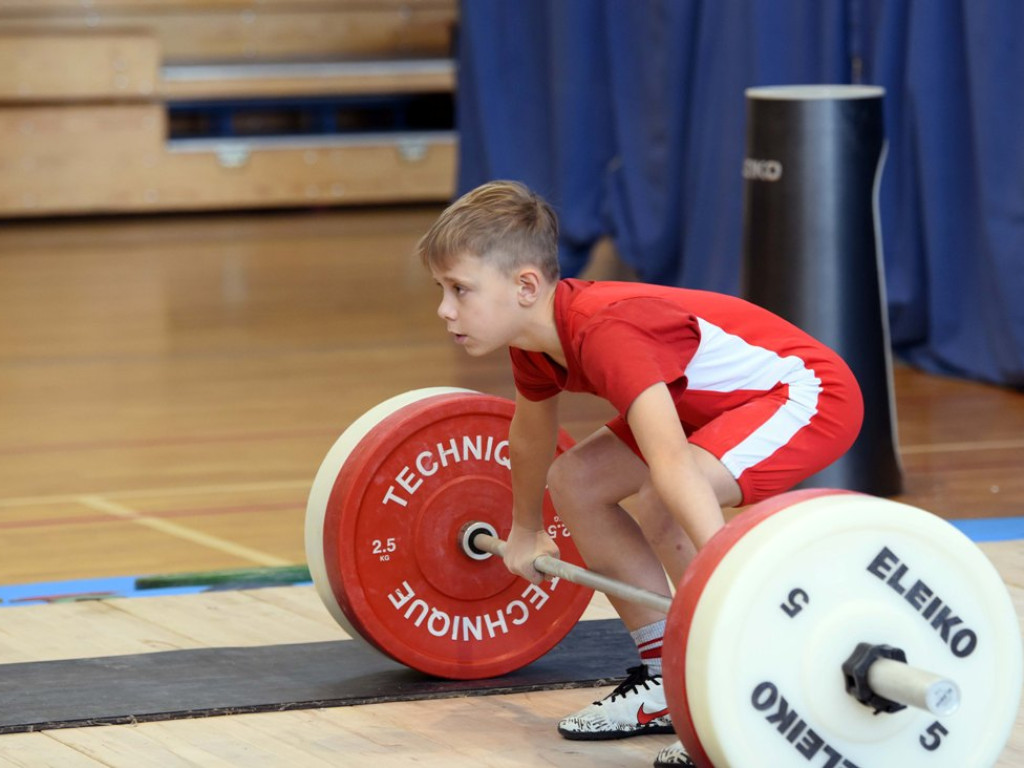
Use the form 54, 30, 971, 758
630, 619, 665, 677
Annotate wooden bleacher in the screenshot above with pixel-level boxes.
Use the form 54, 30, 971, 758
0, 0, 458, 217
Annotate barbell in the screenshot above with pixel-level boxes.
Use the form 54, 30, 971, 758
305, 388, 1023, 767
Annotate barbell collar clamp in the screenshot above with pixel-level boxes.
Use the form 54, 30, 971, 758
460, 521, 497, 561
842, 642, 961, 716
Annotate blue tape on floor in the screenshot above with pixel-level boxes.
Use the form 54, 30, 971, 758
0, 576, 206, 606
948, 516, 1024, 543
0, 572, 311, 607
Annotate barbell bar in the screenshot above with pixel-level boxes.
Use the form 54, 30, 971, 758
463, 524, 673, 614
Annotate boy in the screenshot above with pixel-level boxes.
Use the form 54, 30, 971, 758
417, 181, 863, 767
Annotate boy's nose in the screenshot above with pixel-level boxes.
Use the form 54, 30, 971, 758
437, 298, 455, 322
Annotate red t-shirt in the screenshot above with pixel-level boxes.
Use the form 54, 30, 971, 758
510, 279, 850, 431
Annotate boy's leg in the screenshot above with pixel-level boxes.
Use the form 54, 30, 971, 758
548, 429, 738, 623
546, 427, 675, 631
546, 428, 734, 746
546, 428, 672, 739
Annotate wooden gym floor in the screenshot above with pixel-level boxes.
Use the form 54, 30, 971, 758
0, 208, 1020, 766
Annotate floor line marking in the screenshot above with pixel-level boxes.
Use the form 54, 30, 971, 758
0, 480, 311, 509
899, 438, 1024, 455
0, 501, 303, 532
0, 428, 339, 457
78, 495, 290, 568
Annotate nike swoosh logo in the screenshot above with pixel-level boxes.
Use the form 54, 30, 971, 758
637, 704, 670, 725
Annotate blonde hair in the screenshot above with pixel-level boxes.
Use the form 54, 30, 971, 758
417, 180, 560, 281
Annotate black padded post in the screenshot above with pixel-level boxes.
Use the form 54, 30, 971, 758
741, 85, 902, 496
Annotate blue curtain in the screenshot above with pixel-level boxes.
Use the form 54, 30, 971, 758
457, 0, 850, 286
865, 0, 1024, 386
456, 0, 1024, 387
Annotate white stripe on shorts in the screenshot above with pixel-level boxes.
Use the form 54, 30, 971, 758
690, 319, 822, 477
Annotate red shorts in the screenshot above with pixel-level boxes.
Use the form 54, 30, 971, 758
606, 367, 864, 505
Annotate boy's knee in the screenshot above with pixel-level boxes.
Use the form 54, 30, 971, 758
546, 448, 581, 500
546, 447, 601, 511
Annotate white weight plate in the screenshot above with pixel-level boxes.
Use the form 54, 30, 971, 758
681, 493, 1022, 767
304, 387, 475, 641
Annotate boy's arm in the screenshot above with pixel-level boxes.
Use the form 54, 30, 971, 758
626, 382, 726, 549
504, 390, 561, 583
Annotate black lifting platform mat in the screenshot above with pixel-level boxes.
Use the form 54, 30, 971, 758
0, 619, 636, 734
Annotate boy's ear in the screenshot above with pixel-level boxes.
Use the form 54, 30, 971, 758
516, 268, 543, 306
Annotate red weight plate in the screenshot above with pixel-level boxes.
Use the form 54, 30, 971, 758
663, 488, 853, 767
322, 391, 590, 680
306, 387, 473, 645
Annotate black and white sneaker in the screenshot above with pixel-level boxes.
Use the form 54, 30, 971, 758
654, 740, 696, 767
557, 665, 673, 740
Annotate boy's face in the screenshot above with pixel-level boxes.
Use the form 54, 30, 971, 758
431, 253, 525, 357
